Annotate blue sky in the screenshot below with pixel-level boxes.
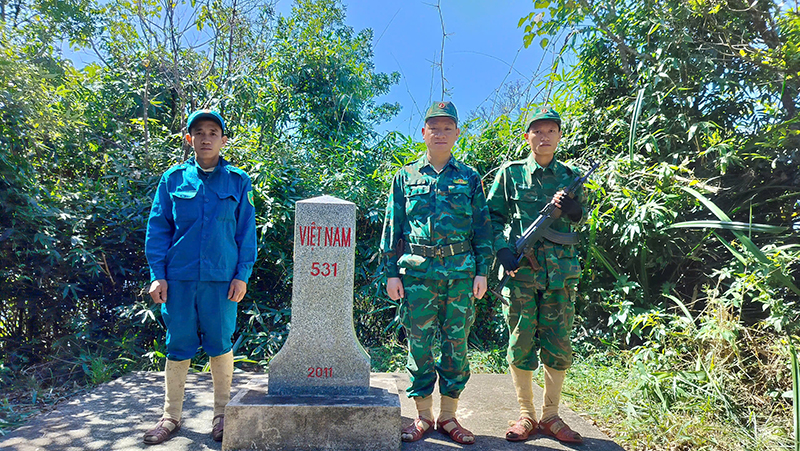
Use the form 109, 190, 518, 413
64, 0, 552, 137
275, 0, 550, 135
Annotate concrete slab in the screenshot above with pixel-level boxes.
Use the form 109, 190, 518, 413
0, 371, 623, 451
223, 374, 400, 450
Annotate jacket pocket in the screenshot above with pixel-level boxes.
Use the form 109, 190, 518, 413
447, 184, 472, 217
404, 183, 432, 218
510, 185, 542, 221
216, 190, 240, 222
171, 186, 200, 223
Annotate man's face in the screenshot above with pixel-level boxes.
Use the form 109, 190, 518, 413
524, 120, 562, 159
186, 119, 227, 162
422, 116, 460, 154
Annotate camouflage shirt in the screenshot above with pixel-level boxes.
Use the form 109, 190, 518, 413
486, 155, 587, 289
380, 155, 494, 280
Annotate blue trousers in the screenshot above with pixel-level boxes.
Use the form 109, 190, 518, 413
162, 280, 238, 360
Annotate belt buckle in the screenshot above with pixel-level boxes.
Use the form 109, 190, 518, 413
435, 246, 443, 257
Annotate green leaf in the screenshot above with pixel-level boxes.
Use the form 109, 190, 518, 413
540, 37, 550, 49
628, 88, 645, 160
518, 13, 532, 28
666, 220, 788, 234
681, 186, 800, 296
662, 293, 694, 323
523, 34, 534, 48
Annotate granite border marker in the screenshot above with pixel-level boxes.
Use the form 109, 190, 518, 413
222, 195, 401, 451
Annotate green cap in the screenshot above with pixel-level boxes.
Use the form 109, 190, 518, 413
187, 109, 226, 135
424, 101, 458, 124
524, 107, 561, 131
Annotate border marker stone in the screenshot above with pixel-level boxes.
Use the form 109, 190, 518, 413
222, 195, 401, 451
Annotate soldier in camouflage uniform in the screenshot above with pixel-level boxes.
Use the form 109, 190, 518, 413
380, 101, 494, 445
485, 108, 586, 444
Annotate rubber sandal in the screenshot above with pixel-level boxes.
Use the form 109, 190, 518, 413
539, 416, 583, 444
505, 417, 536, 441
401, 417, 434, 442
211, 414, 224, 442
143, 417, 180, 445
436, 417, 475, 445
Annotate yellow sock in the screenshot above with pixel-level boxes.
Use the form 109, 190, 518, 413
509, 364, 536, 420
209, 351, 234, 417
439, 395, 458, 421
541, 365, 565, 421
163, 358, 191, 422
414, 394, 434, 422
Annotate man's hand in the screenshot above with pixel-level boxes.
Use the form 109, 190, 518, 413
496, 247, 519, 277
553, 190, 582, 222
149, 279, 168, 304
386, 277, 405, 301
228, 279, 247, 303
473, 275, 487, 299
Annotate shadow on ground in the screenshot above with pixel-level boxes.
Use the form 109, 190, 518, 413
0, 372, 623, 451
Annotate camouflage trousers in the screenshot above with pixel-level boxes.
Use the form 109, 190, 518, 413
501, 278, 575, 372
400, 275, 476, 399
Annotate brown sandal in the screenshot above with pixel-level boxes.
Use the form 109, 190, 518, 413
506, 417, 536, 441
211, 414, 225, 442
437, 417, 475, 445
401, 417, 434, 442
143, 417, 180, 445
539, 416, 583, 444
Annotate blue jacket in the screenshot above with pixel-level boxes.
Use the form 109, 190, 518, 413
145, 157, 257, 283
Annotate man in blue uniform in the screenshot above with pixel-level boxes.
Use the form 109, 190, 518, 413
142, 110, 257, 445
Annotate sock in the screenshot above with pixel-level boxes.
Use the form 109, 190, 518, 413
163, 358, 191, 424
509, 364, 536, 421
401, 395, 433, 440
439, 395, 474, 442
209, 351, 234, 417
415, 395, 434, 422
541, 365, 565, 421
439, 395, 458, 421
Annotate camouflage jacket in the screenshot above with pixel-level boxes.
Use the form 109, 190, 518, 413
380, 155, 494, 280
485, 155, 586, 289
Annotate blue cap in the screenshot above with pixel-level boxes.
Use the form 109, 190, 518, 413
187, 109, 226, 135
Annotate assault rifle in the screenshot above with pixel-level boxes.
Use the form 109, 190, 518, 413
490, 160, 600, 304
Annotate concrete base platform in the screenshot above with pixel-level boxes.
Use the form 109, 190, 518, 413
0, 371, 623, 451
223, 375, 400, 450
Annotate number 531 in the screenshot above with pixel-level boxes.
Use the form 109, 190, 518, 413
311, 262, 338, 277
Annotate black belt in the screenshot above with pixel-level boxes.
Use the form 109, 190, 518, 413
405, 241, 471, 258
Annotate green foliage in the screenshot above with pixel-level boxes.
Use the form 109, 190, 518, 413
512, 0, 800, 447
2, 0, 799, 448
0, 0, 403, 402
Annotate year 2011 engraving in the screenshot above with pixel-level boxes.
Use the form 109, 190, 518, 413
307, 367, 333, 378
310, 262, 338, 277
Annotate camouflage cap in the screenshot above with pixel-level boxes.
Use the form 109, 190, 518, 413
524, 107, 561, 131
187, 109, 226, 135
424, 101, 458, 124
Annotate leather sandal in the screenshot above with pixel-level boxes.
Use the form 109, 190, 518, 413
212, 414, 225, 442
401, 417, 434, 442
505, 416, 536, 441
143, 417, 180, 445
539, 416, 583, 444
437, 417, 475, 445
